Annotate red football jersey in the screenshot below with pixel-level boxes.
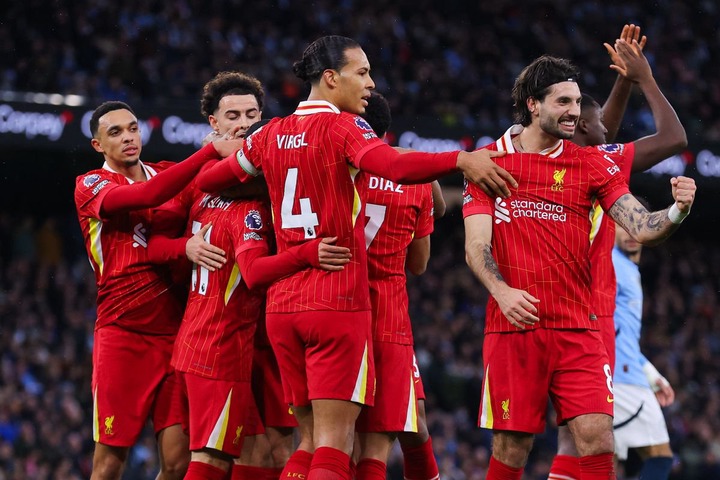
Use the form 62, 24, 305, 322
75, 160, 181, 334
170, 189, 272, 381
240, 100, 384, 313
587, 143, 635, 317
462, 126, 629, 332
364, 176, 434, 344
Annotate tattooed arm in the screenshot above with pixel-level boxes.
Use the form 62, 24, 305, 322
464, 214, 540, 329
608, 176, 696, 246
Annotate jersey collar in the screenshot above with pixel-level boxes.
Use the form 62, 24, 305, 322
294, 100, 341, 116
497, 124, 564, 158
102, 160, 158, 184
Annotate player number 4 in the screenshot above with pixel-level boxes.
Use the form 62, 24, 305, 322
281, 167, 319, 239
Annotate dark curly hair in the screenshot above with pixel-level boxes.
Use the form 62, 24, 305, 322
292, 35, 361, 83
511, 55, 580, 126
361, 92, 391, 138
200, 71, 265, 119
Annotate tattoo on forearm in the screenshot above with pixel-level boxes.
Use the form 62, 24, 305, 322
609, 194, 677, 240
482, 244, 504, 282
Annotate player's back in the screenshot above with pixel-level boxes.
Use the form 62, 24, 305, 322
245, 103, 376, 313
364, 175, 433, 343
172, 188, 268, 381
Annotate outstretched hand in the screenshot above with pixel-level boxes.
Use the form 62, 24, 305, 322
458, 149, 517, 199
609, 39, 652, 83
604, 23, 647, 77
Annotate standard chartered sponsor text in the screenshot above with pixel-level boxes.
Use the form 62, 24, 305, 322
510, 199, 567, 221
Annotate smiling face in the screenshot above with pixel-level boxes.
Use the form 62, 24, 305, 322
91, 108, 142, 168
531, 81, 582, 140
209, 94, 262, 138
332, 47, 375, 115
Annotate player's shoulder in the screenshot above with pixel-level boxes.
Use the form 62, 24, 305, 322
240, 201, 270, 231
590, 143, 630, 158
336, 112, 377, 137
76, 168, 112, 192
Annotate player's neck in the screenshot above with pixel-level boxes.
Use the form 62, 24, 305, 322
515, 125, 561, 153
107, 158, 146, 182
307, 86, 338, 109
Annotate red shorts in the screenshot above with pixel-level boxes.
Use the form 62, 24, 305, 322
412, 352, 426, 401
92, 326, 181, 446
177, 372, 259, 457
479, 329, 614, 434
356, 342, 417, 433
266, 310, 375, 408
598, 314, 616, 375
252, 345, 298, 428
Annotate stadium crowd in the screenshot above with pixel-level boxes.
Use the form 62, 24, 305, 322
2, 0, 720, 142
0, 209, 718, 479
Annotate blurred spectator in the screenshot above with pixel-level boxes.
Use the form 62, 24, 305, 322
2, 0, 719, 142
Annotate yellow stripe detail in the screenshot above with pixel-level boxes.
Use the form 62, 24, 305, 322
88, 218, 104, 274
224, 264, 241, 305
207, 388, 233, 450
589, 201, 603, 244
351, 342, 370, 404
92, 385, 99, 442
404, 373, 418, 432
481, 365, 494, 428
349, 165, 362, 227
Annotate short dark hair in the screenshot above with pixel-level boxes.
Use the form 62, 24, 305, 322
89, 101, 135, 137
292, 35, 361, 83
511, 55, 580, 126
200, 71, 265, 118
361, 92, 391, 138
580, 92, 601, 116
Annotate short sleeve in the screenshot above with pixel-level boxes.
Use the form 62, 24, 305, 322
330, 113, 383, 168
74, 171, 120, 220
462, 179, 495, 218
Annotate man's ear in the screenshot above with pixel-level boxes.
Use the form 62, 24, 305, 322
577, 118, 589, 135
91, 138, 104, 153
322, 69, 338, 89
208, 115, 219, 132
527, 97, 537, 114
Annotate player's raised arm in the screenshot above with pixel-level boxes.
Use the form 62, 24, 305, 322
610, 39, 688, 172
607, 176, 696, 246
602, 23, 647, 141
464, 214, 539, 329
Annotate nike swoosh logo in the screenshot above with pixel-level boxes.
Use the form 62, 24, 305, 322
607, 395, 614, 403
